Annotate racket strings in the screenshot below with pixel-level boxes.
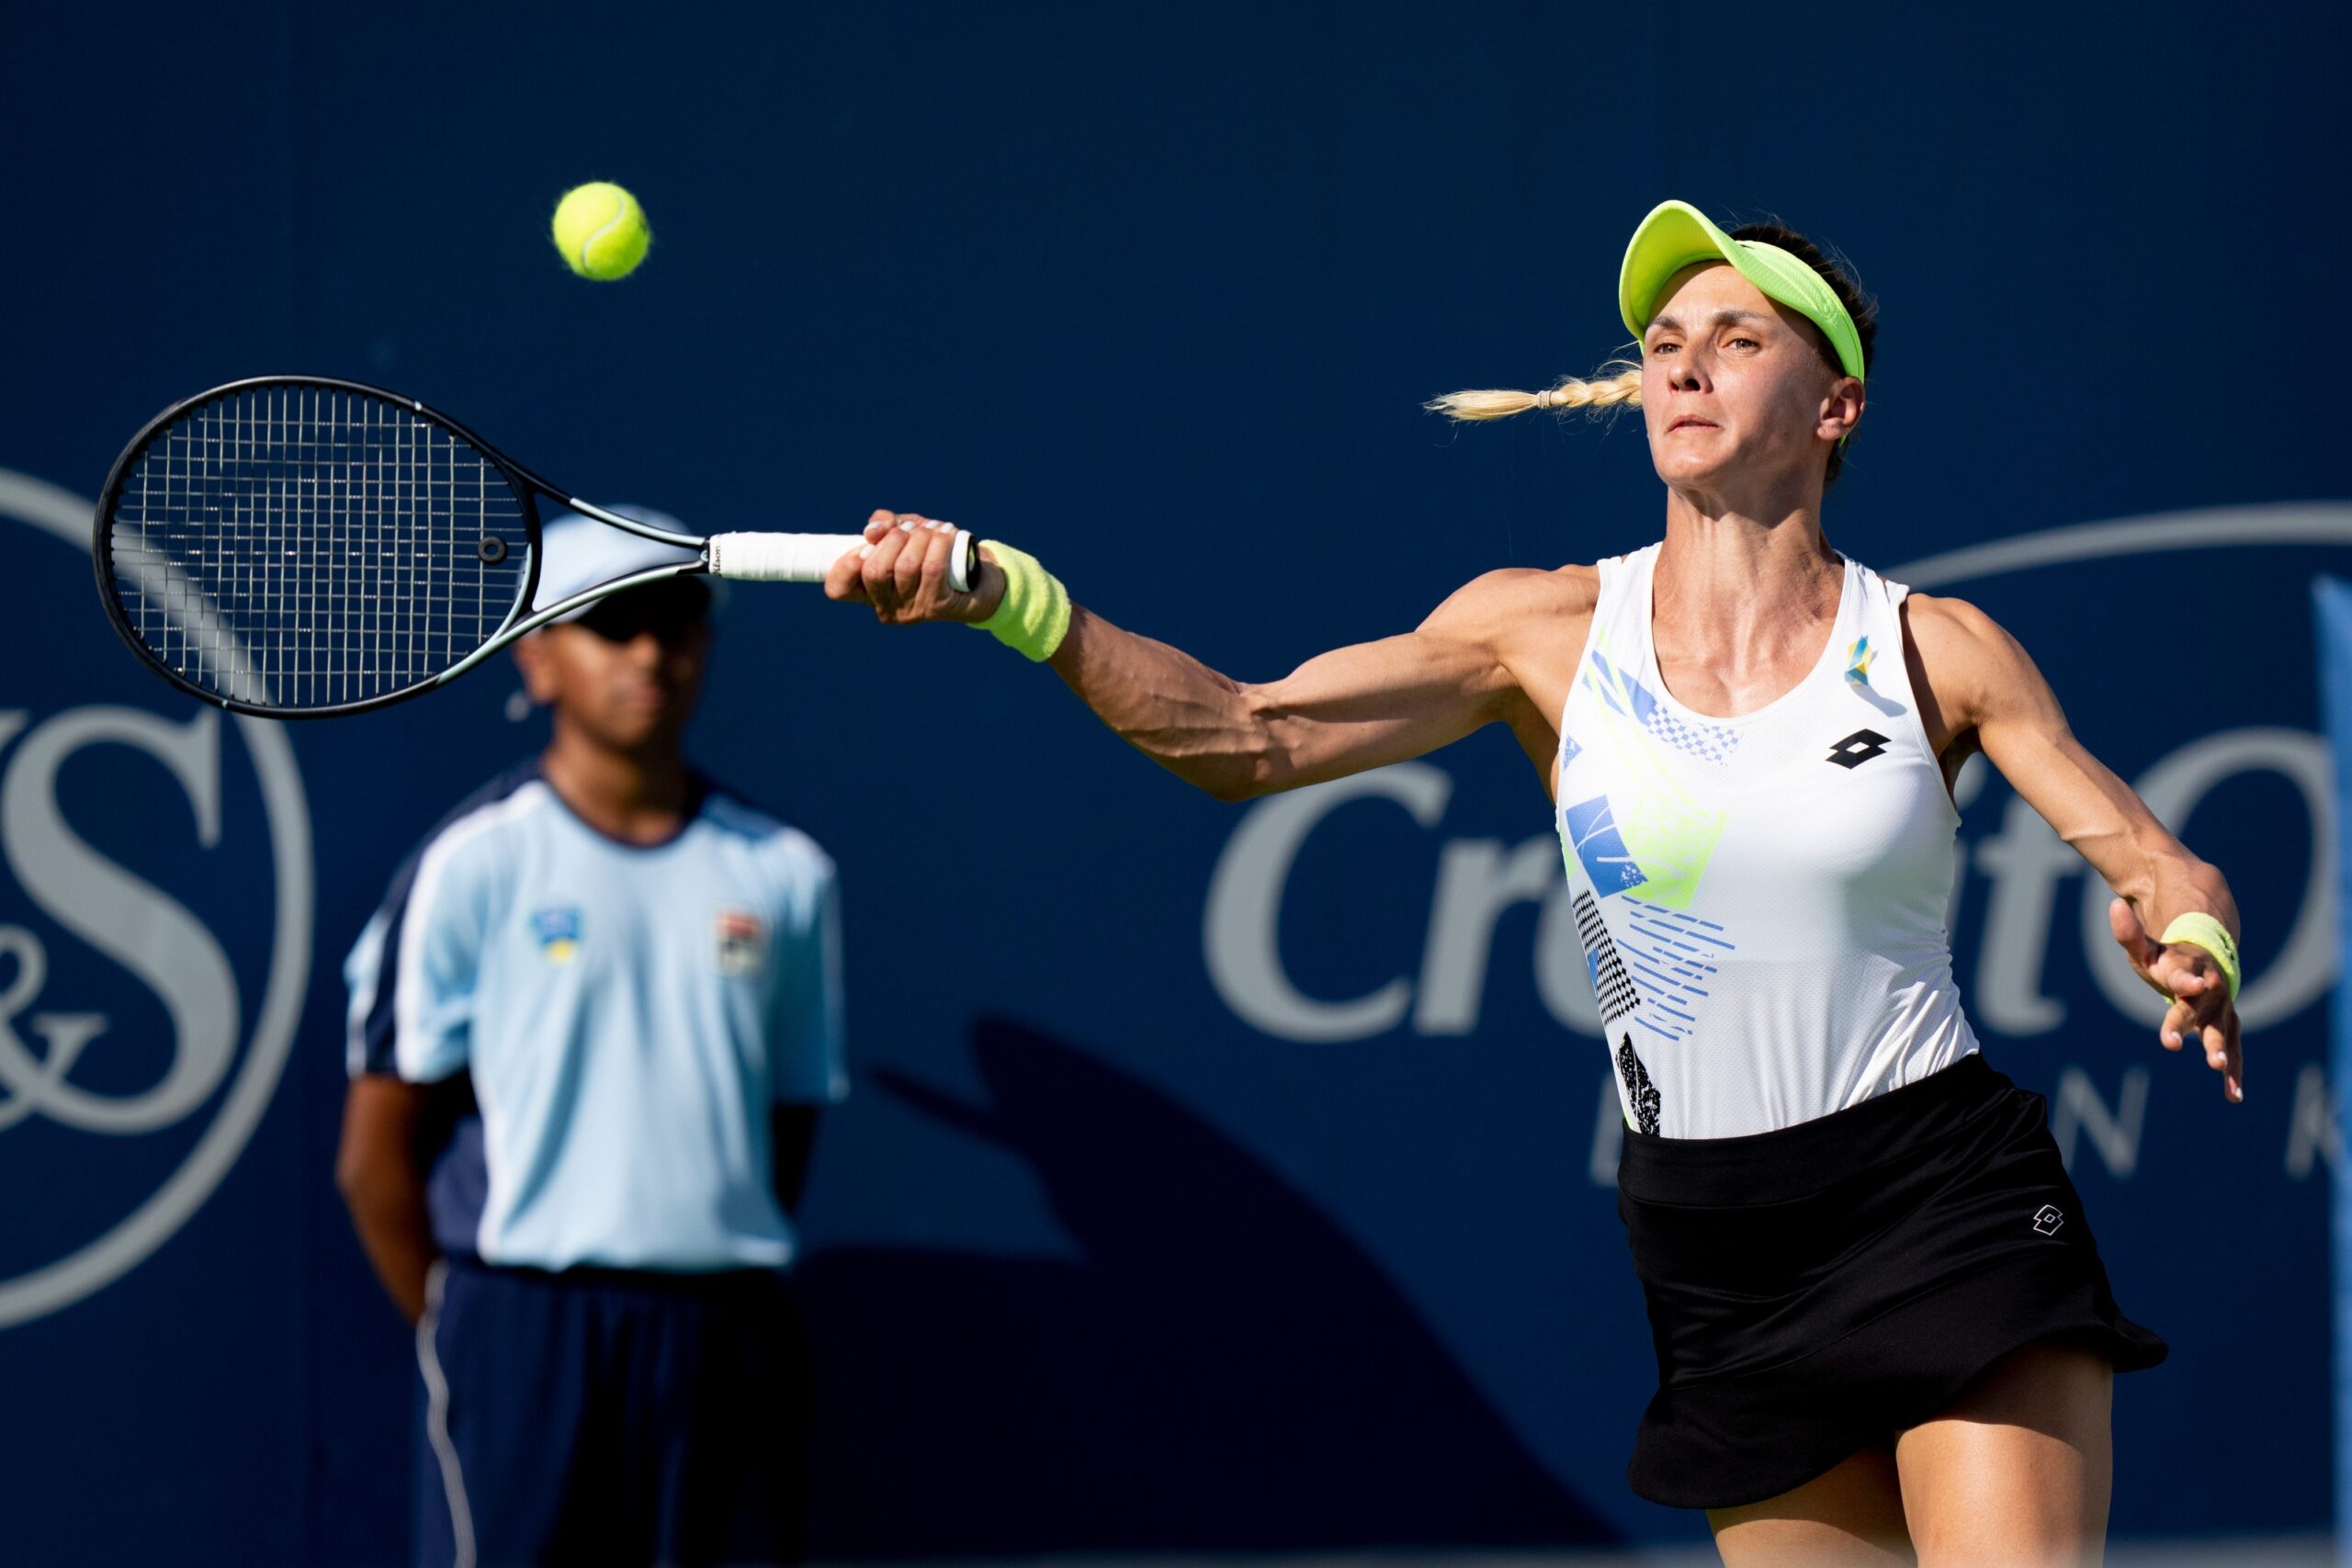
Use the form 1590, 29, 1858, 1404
106, 385, 529, 710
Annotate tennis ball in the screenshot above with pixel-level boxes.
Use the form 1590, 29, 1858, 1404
550, 182, 650, 281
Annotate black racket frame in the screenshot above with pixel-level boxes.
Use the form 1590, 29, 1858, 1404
93, 375, 558, 719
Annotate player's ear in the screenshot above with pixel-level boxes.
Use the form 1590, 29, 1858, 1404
511, 631, 560, 705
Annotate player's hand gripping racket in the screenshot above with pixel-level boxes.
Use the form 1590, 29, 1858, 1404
91, 375, 974, 717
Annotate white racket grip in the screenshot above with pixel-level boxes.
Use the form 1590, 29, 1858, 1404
705, 530, 974, 592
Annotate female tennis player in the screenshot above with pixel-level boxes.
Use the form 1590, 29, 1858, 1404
830, 199, 2242, 1565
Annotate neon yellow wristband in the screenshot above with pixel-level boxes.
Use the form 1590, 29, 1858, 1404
969, 541, 1070, 662
2159, 911, 2241, 1000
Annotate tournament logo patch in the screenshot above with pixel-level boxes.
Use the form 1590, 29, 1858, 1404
714, 909, 766, 976
531, 905, 583, 964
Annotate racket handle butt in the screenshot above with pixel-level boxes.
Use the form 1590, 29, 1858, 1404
950, 529, 975, 594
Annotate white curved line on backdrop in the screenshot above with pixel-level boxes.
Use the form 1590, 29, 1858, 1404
0, 466, 313, 1328
1893, 500, 2352, 587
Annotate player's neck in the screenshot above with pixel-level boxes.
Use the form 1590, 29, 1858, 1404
1652, 491, 1842, 682
1657, 478, 1836, 605
539, 729, 695, 847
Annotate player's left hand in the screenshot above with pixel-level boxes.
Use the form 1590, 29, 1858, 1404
2108, 897, 2242, 1103
825, 511, 1007, 626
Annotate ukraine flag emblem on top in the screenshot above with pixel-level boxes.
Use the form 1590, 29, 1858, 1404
533, 905, 583, 965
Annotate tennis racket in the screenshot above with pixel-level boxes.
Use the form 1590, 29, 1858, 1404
91, 375, 973, 718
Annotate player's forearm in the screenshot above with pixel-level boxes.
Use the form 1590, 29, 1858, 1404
1046, 604, 1285, 801
2022, 738, 2241, 939
855, 525, 1514, 796
337, 1165, 438, 1325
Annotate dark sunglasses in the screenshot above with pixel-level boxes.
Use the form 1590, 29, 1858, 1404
573, 579, 713, 645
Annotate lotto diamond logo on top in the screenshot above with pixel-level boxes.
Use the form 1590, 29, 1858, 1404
1826, 728, 1891, 769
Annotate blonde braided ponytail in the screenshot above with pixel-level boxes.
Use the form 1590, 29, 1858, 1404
1425, 358, 1643, 423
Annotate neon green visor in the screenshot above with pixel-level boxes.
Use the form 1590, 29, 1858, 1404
1618, 200, 1865, 385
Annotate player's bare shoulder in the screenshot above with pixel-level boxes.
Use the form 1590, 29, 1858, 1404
1419, 562, 1599, 652
1414, 564, 1599, 755
1903, 590, 1998, 649
1898, 591, 2044, 741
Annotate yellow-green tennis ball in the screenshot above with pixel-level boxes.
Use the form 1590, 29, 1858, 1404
550, 182, 650, 281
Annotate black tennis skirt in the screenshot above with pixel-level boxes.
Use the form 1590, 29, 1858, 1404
1615, 1050, 2167, 1511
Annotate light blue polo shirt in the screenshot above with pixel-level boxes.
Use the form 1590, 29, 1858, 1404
344, 761, 846, 1272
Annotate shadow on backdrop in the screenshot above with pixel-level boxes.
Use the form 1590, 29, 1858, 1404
799, 1017, 1616, 1556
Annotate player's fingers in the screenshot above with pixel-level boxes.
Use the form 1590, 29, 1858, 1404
2183, 980, 2238, 1067
2158, 995, 2195, 1051
866, 509, 896, 541
2199, 1014, 2229, 1071
824, 542, 870, 604
2146, 953, 2222, 1021
2149, 960, 2196, 1011
912, 520, 959, 606
2160, 944, 2217, 992
861, 526, 913, 616
890, 519, 933, 603
2224, 1013, 2245, 1102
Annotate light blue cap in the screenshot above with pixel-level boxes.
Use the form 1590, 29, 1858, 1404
535, 506, 703, 622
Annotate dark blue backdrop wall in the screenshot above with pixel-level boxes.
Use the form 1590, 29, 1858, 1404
4, 5, 2348, 1563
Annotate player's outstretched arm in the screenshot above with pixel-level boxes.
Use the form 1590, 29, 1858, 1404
1042, 592, 1528, 799
1908, 592, 2245, 1100
826, 511, 1571, 800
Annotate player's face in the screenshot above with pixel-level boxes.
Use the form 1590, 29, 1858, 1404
1639, 261, 1852, 496
522, 582, 712, 754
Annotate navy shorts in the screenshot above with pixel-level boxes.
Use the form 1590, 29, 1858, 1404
413, 1257, 812, 1568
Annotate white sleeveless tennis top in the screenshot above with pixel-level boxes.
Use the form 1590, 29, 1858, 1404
1555, 542, 1976, 1139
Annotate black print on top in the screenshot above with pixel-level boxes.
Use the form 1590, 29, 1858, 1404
1573, 890, 1641, 1025
1826, 728, 1891, 769
1616, 1035, 1662, 1135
